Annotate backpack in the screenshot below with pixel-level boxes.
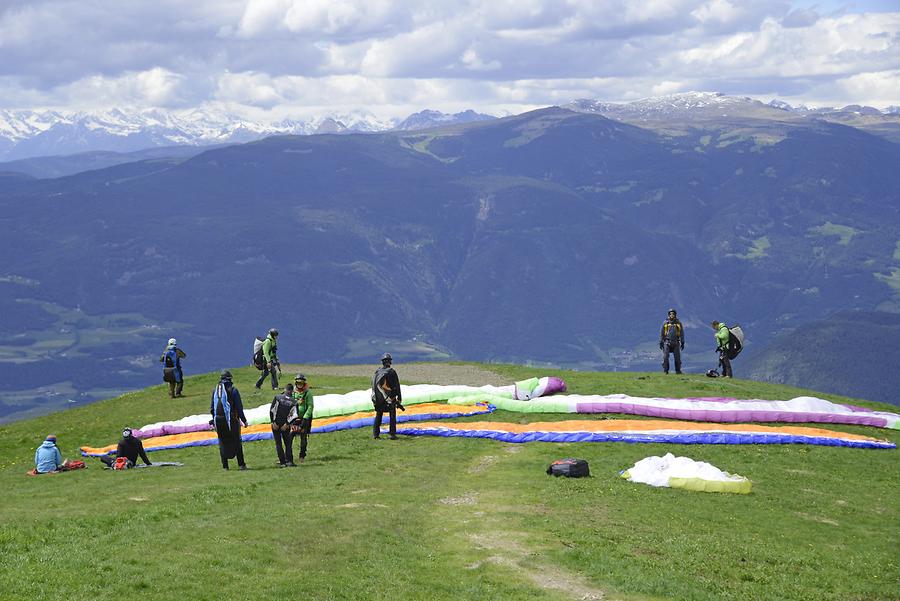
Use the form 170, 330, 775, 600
113, 457, 133, 470
726, 325, 745, 360
546, 458, 590, 478
252, 337, 266, 370
164, 349, 176, 368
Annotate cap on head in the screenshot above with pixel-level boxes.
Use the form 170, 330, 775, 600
284, 382, 294, 392
711, 321, 720, 328
269, 328, 279, 337
220, 370, 233, 380
168, 338, 177, 346
45, 434, 57, 443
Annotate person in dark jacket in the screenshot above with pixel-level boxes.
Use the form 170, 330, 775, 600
270, 382, 299, 467
372, 353, 403, 440
659, 308, 685, 374
210, 370, 248, 470
99, 427, 152, 468
291, 374, 315, 462
160, 338, 187, 398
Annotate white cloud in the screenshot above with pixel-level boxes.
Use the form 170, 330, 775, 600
0, 0, 896, 113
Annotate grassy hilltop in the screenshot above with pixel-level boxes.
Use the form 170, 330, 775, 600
0, 364, 898, 601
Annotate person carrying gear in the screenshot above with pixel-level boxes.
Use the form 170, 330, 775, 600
659, 309, 685, 375
269, 383, 299, 467
291, 374, 315, 463
160, 338, 187, 398
211, 370, 248, 470
371, 353, 403, 440
255, 329, 280, 391
711, 321, 733, 378
99, 427, 152, 468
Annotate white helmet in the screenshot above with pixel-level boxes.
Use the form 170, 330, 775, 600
168, 338, 177, 346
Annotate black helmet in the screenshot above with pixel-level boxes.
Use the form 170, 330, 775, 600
381, 352, 392, 363
668, 308, 677, 316
706, 369, 719, 378
269, 328, 279, 337
220, 370, 233, 380
294, 373, 307, 383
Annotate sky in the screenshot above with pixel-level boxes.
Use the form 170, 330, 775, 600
0, 0, 898, 119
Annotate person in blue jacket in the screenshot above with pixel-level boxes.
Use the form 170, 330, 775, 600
34, 434, 69, 473
160, 338, 187, 398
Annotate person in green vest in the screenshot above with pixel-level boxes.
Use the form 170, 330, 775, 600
711, 321, 733, 378
291, 373, 315, 463
255, 328, 280, 390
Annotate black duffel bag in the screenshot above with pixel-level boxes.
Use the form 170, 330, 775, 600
546, 458, 590, 478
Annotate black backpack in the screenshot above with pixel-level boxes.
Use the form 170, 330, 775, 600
547, 458, 590, 478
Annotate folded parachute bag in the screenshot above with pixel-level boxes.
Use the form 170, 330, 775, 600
547, 458, 590, 477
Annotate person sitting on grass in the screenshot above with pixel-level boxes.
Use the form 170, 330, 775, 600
34, 435, 73, 473
99, 427, 152, 468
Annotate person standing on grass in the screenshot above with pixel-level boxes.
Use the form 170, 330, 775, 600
291, 374, 314, 463
270, 382, 299, 467
255, 329, 280, 391
160, 338, 187, 398
659, 308, 685, 375
371, 353, 403, 440
211, 370, 248, 470
711, 321, 733, 378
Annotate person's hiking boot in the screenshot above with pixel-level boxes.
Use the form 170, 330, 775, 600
239, 465, 248, 471
286, 461, 297, 467
278, 463, 287, 468
298, 457, 305, 464
675, 371, 683, 375
175, 393, 184, 398
389, 435, 398, 440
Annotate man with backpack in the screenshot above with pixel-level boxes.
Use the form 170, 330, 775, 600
372, 353, 403, 440
292, 374, 315, 463
269, 383, 300, 467
255, 329, 280, 391
711, 321, 734, 378
659, 308, 685, 375
211, 370, 248, 470
160, 338, 187, 398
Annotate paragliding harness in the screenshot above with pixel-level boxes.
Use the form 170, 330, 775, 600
252, 337, 266, 370
113, 457, 134, 470
162, 348, 178, 383
726, 325, 745, 360
547, 458, 590, 478
372, 371, 405, 412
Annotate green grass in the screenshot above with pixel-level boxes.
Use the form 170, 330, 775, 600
1, 365, 898, 601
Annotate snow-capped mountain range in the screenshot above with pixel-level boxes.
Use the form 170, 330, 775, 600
0, 107, 495, 161
564, 91, 900, 121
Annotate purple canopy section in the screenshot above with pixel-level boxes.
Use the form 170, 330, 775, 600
574, 399, 894, 428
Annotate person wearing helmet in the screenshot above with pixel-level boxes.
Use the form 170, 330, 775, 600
659, 309, 685, 375
99, 427, 152, 468
160, 337, 187, 398
270, 382, 299, 467
211, 370, 248, 470
371, 353, 403, 440
711, 321, 733, 378
255, 328, 280, 391
291, 373, 315, 462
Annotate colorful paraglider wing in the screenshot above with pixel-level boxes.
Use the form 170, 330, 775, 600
452, 394, 900, 429
81, 403, 495, 456
134, 379, 566, 438
392, 419, 896, 449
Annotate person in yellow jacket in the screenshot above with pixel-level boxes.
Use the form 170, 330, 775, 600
659, 308, 685, 374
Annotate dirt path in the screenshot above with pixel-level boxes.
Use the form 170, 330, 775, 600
281, 362, 510, 386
